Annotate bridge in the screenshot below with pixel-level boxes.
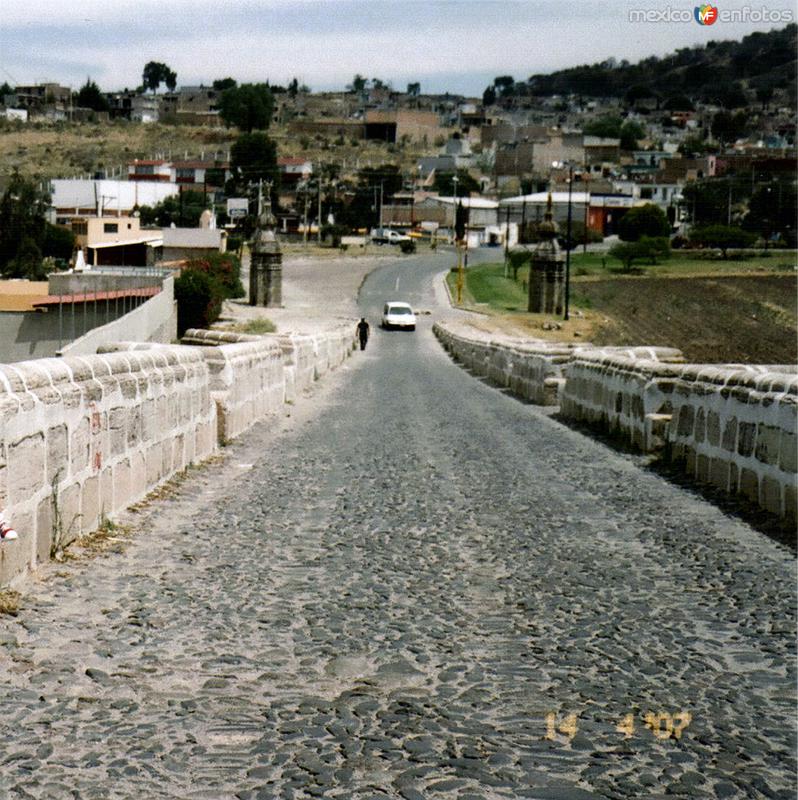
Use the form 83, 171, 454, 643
0, 251, 795, 799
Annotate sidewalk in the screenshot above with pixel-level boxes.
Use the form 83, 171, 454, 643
216, 251, 379, 336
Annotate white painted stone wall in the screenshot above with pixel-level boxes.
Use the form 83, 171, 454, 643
0, 348, 216, 587
434, 321, 579, 405
561, 352, 797, 521
0, 324, 357, 588
435, 322, 796, 522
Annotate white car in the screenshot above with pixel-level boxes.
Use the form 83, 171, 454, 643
381, 301, 416, 330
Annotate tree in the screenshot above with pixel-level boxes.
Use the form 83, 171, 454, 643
137, 190, 208, 228
76, 78, 109, 112
482, 85, 496, 106
608, 238, 669, 271
348, 74, 367, 93
620, 120, 645, 151
744, 183, 797, 247
689, 224, 756, 258
433, 170, 480, 198
42, 222, 75, 263
0, 171, 50, 277
617, 203, 670, 241
218, 83, 274, 132
406, 82, 420, 97
663, 95, 695, 111
583, 114, 623, 139
227, 133, 279, 218
142, 61, 177, 93
0, 82, 12, 99
711, 110, 747, 144
288, 78, 299, 98
681, 180, 731, 225
213, 77, 237, 92
493, 75, 515, 98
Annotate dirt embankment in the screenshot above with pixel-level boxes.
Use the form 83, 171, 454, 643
572, 273, 797, 364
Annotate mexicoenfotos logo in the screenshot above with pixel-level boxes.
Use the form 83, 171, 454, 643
694, 4, 719, 23
629, 4, 794, 22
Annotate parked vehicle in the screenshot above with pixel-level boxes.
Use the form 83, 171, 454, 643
381, 301, 416, 330
371, 228, 412, 245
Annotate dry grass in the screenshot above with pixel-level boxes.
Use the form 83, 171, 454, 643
0, 589, 22, 616
0, 119, 432, 181
0, 120, 236, 179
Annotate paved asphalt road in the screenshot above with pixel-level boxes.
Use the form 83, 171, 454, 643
0, 253, 795, 800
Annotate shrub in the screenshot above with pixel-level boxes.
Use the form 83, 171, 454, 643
183, 252, 244, 299
175, 269, 223, 336
399, 239, 416, 254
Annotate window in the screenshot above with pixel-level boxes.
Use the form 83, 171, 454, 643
72, 221, 88, 236
136, 165, 155, 175
104, 223, 118, 233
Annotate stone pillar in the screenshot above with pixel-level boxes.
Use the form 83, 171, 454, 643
249, 192, 282, 307
527, 194, 564, 315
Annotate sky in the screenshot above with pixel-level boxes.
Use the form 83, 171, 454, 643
1, 0, 795, 97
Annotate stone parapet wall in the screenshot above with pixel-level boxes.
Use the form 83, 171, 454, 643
435, 322, 796, 522
434, 321, 577, 405
1, 325, 356, 588
0, 348, 216, 587
561, 351, 797, 521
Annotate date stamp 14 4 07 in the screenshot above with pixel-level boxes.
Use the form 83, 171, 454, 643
545, 711, 692, 742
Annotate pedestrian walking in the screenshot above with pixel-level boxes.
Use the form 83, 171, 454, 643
356, 317, 370, 351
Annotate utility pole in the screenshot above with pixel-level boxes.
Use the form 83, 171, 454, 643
317, 179, 322, 244
504, 203, 511, 277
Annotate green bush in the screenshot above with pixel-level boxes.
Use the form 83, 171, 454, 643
399, 239, 416, 254
183, 252, 245, 299
175, 269, 223, 336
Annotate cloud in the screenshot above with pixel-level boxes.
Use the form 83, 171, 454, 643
0, 0, 792, 94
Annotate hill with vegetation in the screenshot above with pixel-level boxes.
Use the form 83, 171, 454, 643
485, 24, 796, 109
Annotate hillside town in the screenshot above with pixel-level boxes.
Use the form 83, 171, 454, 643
0, 26, 795, 361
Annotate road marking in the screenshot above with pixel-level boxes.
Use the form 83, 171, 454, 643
395, 276, 400, 291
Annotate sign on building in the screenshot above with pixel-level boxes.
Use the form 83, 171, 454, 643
227, 197, 249, 219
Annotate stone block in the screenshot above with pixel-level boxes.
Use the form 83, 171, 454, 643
109, 406, 127, 456
755, 424, 781, 466
130, 452, 147, 503
36, 497, 54, 564
677, 405, 695, 437
694, 407, 706, 444
55, 482, 81, 547
722, 418, 738, 452
696, 453, 710, 483
145, 444, 162, 488
100, 466, 113, 518
8, 433, 46, 504
739, 468, 759, 503
70, 418, 90, 474
126, 407, 142, 449
729, 462, 739, 492
737, 421, 756, 458
113, 458, 131, 509
709, 458, 730, 492
779, 432, 797, 474
82, 475, 100, 533
706, 411, 721, 447
46, 424, 68, 486
684, 446, 696, 475
760, 475, 783, 516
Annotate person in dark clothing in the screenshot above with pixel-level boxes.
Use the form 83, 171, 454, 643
356, 318, 370, 350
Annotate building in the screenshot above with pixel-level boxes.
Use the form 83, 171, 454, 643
500, 191, 590, 227
364, 110, 446, 144
128, 160, 173, 182
11, 83, 71, 114
278, 157, 313, 187
50, 179, 179, 223
160, 228, 227, 262
69, 216, 162, 266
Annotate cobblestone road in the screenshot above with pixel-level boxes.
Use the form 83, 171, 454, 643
0, 256, 795, 800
